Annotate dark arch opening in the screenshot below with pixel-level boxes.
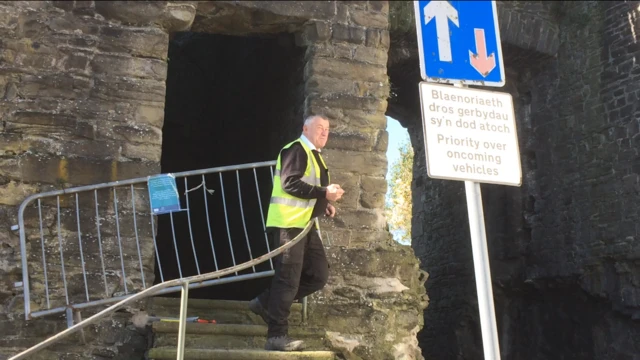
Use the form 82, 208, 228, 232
156, 32, 305, 300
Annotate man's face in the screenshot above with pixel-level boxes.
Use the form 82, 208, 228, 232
303, 117, 330, 149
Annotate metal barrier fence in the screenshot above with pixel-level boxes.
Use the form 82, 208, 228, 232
16, 160, 279, 321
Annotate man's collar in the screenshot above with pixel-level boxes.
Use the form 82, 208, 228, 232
300, 134, 320, 152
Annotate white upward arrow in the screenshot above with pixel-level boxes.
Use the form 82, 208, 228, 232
424, 1, 459, 62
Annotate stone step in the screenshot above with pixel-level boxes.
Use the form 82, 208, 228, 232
153, 322, 324, 336
148, 347, 336, 360
147, 297, 303, 325
153, 333, 327, 351
152, 322, 327, 350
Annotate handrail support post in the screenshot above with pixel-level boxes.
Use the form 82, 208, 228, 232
176, 282, 189, 360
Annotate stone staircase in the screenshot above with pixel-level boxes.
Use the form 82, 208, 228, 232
146, 297, 337, 360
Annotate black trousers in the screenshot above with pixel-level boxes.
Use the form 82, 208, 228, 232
256, 224, 329, 338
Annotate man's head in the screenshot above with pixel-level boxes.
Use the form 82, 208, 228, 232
302, 115, 330, 149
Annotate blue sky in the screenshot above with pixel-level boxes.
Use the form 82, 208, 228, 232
386, 116, 410, 180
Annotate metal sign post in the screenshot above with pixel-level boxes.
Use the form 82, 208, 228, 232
464, 178, 501, 360
414, 1, 521, 359
455, 80, 505, 360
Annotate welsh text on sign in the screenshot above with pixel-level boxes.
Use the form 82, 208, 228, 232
419, 82, 521, 186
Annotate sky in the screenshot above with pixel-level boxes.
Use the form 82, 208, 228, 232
385, 116, 411, 244
386, 116, 410, 182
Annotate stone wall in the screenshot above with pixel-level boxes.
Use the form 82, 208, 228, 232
0, 1, 188, 358
389, 0, 640, 359
0, 1, 426, 359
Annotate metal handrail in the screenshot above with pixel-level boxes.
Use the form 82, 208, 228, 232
9, 220, 315, 360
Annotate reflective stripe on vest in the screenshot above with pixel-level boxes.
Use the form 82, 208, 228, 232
266, 139, 327, 228
273, 169, 316, 185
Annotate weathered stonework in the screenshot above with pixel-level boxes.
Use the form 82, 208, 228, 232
389, 1, 640, 359
0, 1, 425, 359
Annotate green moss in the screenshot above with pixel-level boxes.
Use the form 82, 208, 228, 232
389, 1, 415, 34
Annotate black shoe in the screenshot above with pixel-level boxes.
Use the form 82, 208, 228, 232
265, 335, 305, 351
248, 297, 269, 324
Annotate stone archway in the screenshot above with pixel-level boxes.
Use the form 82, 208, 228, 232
0, 2, 427, 359
387, 1, 560, 359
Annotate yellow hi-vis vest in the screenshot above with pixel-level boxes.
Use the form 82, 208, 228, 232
266, 138, 329, 229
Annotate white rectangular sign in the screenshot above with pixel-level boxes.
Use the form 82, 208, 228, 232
419, 82, 521, 186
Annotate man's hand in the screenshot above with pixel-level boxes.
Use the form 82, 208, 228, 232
325, 203, 336, 217
325, 184, 345, 201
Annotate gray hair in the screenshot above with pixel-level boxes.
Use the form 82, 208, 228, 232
304, 115, 329, 126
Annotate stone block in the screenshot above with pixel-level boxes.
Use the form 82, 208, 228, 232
374, 130, 388, 152
134, 105, 165, 128
64, 53, 90, 72
322, 149, 387, 177
62, 139, 123, 160
0, 133, 23, 155
18, 74, 92, 100
380, 30, 390, 48
121, 142, 162, 162
91, 77, 167, 103
158, 2, 197, 32
95, 1, 168, 25
306, 42, 353, 62
306, 57, 387, 83
46, 14, 101, 36
0, 8, 18, 29
360, 174, 388, 210
0, 74, 8, 97
321, 229, 352, 247
0, 157, 20, 181
328, 172, 359, 209
336, 3, 349, 24
369, 1, 390, 15
305, 75, 356, 96
0, 181, 39, 206
347, 229, 391, 248
301, 21, 331, 44
98, 27, 169, 60
327, 246, 422, 283
73, 1, 95, 16
329, 130, 376, 152
342, 109, 387, 130
97, 122, 163, 145
52, 1, 74, 11
349, 8, 388, 29
346, 1, 368, 9
365, 28, 381, 47
307, 94, 387, 112
354, 81, 390, 98
353, 45, 388, 66
8, 112, 96, 140
14, 12, 49, 38
304, 105, 344, 125
361, 176, 387, 194
360, 192, 385, 209
5, 154, 159, 186
6, 135, 112, 160
229, 1, 335, 20
90, 54, 167, 80
332, 24, 366, 45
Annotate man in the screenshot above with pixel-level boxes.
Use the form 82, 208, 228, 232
249, 115, 345, 351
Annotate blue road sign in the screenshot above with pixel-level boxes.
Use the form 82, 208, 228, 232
148, 174, 181, 215
414, 0, 505, 87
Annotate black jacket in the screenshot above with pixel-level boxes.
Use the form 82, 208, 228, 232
278, 142, 329, 220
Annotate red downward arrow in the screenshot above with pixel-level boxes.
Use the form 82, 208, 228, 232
469, 28, 496, 76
